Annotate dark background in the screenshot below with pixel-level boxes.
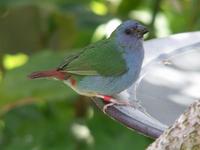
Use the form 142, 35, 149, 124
0, 0, 199, 149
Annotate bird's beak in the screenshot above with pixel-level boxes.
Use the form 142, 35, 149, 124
142, 28, 149, 35
137, 24, 149, 35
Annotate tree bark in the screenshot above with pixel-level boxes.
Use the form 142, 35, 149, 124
147, 100, 200, 150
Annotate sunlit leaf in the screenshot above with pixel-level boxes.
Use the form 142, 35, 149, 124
3, 53, 29, 70
90, 1, 108, 16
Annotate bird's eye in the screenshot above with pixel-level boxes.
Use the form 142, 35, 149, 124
124, 28, 132, 35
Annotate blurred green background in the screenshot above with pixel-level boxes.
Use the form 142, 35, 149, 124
0, 0, 199, 149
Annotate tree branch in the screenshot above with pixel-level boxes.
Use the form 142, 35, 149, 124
0, 97, 41, 116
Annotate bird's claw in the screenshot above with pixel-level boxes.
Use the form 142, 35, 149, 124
103, 103, 115, 113
102, 99, 134, 113
95, 94, 135, 114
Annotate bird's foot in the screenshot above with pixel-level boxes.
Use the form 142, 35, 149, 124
95, 95, 134, 113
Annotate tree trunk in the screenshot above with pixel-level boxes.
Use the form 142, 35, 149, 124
147, 100, 200, 150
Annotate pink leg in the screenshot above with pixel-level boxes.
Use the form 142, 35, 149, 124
95, 95, 134, 113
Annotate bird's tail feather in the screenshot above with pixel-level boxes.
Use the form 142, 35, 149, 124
28, 69, 68, 80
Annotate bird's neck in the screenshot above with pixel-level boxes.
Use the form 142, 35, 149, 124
125, 44, 144, 64
118, 38, 145, 69
110, 36, 144, 64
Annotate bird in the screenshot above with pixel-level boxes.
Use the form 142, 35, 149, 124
28, 20, 148, 112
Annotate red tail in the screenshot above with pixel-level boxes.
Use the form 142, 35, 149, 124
28, 69, 67, 80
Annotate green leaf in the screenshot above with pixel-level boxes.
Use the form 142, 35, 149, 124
0, 51, 78, 108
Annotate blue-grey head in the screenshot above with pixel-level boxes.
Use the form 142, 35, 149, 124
111, 20, 148, 47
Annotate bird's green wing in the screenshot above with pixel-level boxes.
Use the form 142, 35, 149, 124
59, 39, 127, 76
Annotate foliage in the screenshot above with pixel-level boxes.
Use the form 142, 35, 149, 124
0, 0, 199, 149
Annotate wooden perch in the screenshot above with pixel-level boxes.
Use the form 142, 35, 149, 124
147, 100, 200, 150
